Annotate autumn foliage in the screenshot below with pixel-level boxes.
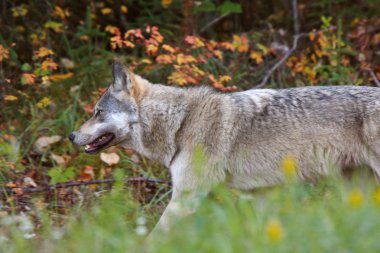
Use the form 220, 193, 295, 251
0, 1, 380, 250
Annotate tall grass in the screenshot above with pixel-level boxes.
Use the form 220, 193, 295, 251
1, 170, 380, 253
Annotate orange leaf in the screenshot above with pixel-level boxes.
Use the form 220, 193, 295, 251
35, 47, 54, 58
105, 25, 119, 34
53, 6, 70, 19
185, 36, 205, 48
213, 50, 223, 59
168, 71, 188, 85
232, 35, 249, 53
209, 74, 223, 89
219, 42, 234, 51
121, 5, 128, 13
22, 73, 36, 85
0, 44, 9, 61
176, 54, 196, 65
80, 166, 94, 181
101, 8, 112, 15
161, 0, 173, 8
4, 95, 18, 101
123, 40, 135, 48
156, 54, 173, 64
49, 72, 73, 82
41, 59, 58, 70
309, 32, 316, 41
162, 44, 176, 53
219, 75, 232, 83
250, 51, 263, 64
146, 44, 158, 55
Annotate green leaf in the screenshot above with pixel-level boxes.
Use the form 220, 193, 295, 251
63, 167, 76, 180
48, 167, 62, 185
48, 166, 76, 184
21, 76, 26, 85
195, 1, 216, 13
21, 63, 32, 72
218, 1, 242, 16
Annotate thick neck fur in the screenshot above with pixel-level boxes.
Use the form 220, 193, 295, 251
131, 75, 218, 167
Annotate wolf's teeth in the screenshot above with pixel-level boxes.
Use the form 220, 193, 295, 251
85, 145, 90, 149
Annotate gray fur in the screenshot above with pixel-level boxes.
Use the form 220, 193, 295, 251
72, 61, 380, 232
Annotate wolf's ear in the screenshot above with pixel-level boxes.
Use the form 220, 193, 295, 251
112, 60, 133, 93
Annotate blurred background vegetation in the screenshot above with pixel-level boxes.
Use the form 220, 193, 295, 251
1, 0, 380, 252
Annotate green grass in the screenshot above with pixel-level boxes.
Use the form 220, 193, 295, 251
1, 172, 380, 253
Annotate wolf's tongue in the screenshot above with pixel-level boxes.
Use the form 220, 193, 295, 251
84, 133, 114, 153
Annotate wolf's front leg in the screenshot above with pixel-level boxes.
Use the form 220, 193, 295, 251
150, 152, 225, 235
152, 187, 205, 233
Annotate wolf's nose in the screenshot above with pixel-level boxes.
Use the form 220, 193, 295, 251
69, 133, 75, 142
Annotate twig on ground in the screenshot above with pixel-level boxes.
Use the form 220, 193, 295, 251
0, 177, 170, 195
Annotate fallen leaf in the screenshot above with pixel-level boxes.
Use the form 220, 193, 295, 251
4, 95, 18, 101
51, 153, 65, 165
100, 152, 120, 166
130, 154, 140, 164
70, 85, 80, 93
6, 182, 17, 188
23, 177, 37, 187
80, 166, 94, 181
60, 58, 75, 69
49, 72, 74, 82
33, 135, 62, 154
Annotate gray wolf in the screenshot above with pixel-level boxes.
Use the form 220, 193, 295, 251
70, 60, 380, 231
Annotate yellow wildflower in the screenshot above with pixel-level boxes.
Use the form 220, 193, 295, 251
37, 97, 51, 108
348, 188, 364, 208
265, 218, 284, 243
373, 188, 380, 205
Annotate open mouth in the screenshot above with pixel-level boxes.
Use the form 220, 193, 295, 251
84, 133, 115, 154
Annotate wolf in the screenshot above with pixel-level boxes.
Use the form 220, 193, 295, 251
70, 60, 380, 231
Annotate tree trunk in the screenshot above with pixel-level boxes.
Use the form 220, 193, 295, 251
181, 0, 195, 37
240, 0, 258, 31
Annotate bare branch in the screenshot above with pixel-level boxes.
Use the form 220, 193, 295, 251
369, 70, 380, 87
255, 33, 308, 89
0, 177, 170, 195
200, 13, 230, 34
254, 0, 302, 89
292, 0, 300, 35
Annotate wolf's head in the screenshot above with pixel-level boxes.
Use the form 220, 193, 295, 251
69, 60, 142, 154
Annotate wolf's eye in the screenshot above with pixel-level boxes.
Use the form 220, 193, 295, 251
95, 109, 103, 117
